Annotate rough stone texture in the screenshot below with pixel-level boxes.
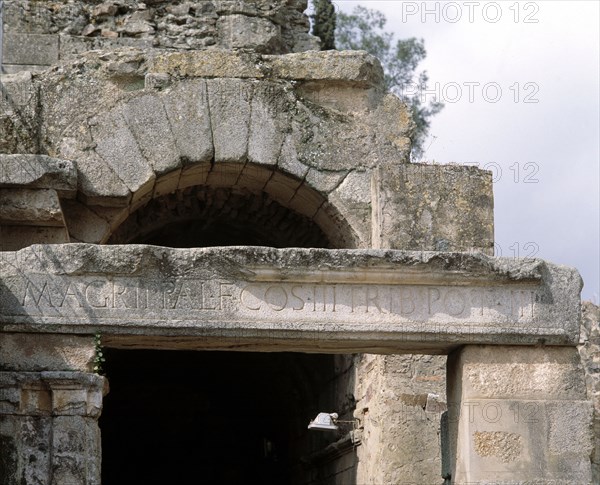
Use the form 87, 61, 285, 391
579, 301, 600, 482
447, 345, 593, 484
0, 226, 70, 250
89, 106, 156, 201
60, 200, 112, 244
472, 431, 523, 463
0, 71, 40, 154
206, 78, 253, 163
0, 245, 583, 352
0, 189, 66, 227
1, 0, 318, 75
373, 163, 495, 254
162, 79, 214, 164
0, 334, 95, 372
121, 94, 181, 175
0, 371, 107, 485
2, 33, 59, 66
0, 155, 76, 197
265, 50, 384, 87
0, 45, 495, 256
355, 354, 446, 484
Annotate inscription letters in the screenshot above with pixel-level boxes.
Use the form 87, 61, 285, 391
4, 276, 535, 323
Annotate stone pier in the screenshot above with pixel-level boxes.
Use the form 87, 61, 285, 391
0, 371, 107, 485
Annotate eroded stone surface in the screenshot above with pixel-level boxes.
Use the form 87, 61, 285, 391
0, 245, 583, 351
1, 0, 317, 66
579, 301, 600, 483
0, 155, 76, 197
447, 345, 593, 484
0, 334, 95, 372
0, 189, 65, 227
0, 372, 107, 485
355, 353, 446, 484
473, 431, 523, 463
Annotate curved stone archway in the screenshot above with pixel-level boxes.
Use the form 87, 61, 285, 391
48, 51, 398, 249
107, 162, 358, 249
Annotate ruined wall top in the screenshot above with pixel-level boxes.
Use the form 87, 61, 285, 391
1, 0, 319, 73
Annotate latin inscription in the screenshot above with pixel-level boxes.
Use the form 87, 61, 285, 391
1, 276, 536, 323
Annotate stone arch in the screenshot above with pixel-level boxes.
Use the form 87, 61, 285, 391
59, 73, 377, 249
106, 162, 357, 248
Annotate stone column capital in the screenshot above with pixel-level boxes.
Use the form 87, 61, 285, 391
0, 371, 108, 418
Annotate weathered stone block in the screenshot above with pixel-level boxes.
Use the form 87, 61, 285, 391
60, 200, 111, 244
266, 50, 384, 88
59, 35, 153, 61
373, 163, 495, 253
277, 134, 309, 180
248, 83, 292, 167
0, 245, 583, 351
355, 353, 446, 484
0, 71, 37, 109
328, 170, 372, 248
0, 415, 52, 485
0, 334, 94, 372
2, 33, 59, 66
0, 155, 76, 197
305, 168, 348, 194
0, 189, 65, 227
0, 64, 49, 74
217, 14, 282, 53
89, 107, 155, 206
0, 225, 69, 250
162, 80, 214, 164
207, 79, 252, 163
151, 50, 264, 79
447, 345, 593, 484
58, 125, 132, 207
122, 94, 181, 175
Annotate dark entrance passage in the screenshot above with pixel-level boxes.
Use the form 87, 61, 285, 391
100, 349, 353, 485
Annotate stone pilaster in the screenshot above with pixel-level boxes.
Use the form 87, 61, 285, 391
446, 345, 593, 484
0, 371, 107, 485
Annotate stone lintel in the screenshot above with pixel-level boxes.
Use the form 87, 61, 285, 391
263, 50, 384, 88
150, 49, 384, 88
0, 245, 582, 351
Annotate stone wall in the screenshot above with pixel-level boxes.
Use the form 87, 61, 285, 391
579, 301, 600, 482
3, 2, 588, 483
1, 0, 319, 74
355, 354, 446, 484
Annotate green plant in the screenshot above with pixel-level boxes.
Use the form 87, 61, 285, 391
93, 332, 106, 375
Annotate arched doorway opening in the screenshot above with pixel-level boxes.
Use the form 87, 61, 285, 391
108, 185, 331, 248
106, 162, 359, 249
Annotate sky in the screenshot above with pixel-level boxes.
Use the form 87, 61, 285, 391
329, 0, 600, 301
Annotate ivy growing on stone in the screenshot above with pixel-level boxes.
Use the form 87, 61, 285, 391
93, 332, 106, 375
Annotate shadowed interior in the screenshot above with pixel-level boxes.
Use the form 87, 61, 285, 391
100, 350, 350, 485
